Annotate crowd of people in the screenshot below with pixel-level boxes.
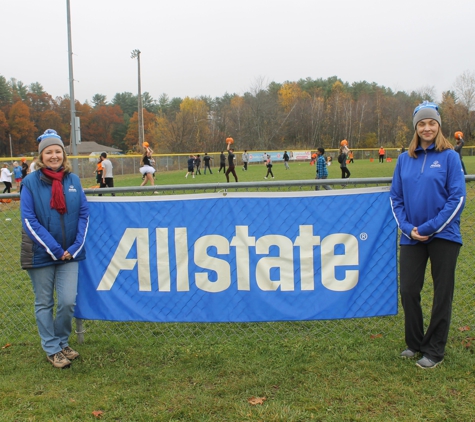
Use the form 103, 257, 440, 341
1, 156, 38, 193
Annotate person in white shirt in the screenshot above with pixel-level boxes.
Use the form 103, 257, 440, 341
1, 163, 13, 193
242, 150, 249, 171
99, 152, 114, 196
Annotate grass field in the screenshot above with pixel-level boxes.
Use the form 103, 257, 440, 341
1, 157, 474, 421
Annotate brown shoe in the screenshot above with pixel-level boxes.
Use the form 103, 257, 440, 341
47, 351, 71, 368
62, 346, 79, 361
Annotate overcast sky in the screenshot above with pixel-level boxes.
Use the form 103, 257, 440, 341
3, 0, 475, 104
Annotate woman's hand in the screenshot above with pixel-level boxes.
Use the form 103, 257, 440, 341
62, 251, 72, 261
411, 227, 429, 242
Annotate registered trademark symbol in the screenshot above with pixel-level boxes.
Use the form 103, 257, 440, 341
360, 233, 368, 241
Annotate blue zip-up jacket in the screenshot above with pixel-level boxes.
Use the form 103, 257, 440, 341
20, 170, 90, 269
390, 143, 465, 245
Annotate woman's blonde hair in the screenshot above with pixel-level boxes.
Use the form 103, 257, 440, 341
36, 146, 72, 173
407, 125, 453, 158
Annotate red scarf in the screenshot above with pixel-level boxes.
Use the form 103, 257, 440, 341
41, 168, 67, 215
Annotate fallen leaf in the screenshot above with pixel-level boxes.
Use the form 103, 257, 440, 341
92, 410, 104, 418
458, 326, 470, 332
248, 396, 267, 405
2, 343, 12, 349
462, 338, 475, 349
370, 334, 383, 339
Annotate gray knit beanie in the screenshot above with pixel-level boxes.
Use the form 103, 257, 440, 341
37, 129, 64, 154
413, 101, 441, 129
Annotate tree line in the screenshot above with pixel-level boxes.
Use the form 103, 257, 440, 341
0, 71, 474, 156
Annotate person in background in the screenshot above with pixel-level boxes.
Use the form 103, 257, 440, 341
264, 154, 274, 179
348, 150, 354, 163
242, 150, 249, 171
185, 155, 195, 179
390, 101, 466, 369
283, 151, 290, 170
29, 156, 38, 173
139, 148, 156, 186
225, 143, 238, 183
20, 129, 89, 368
21, 157, 29, 178
454, 133, 467, 175
338, 146, 351, 179
194, 154, 202, 175
94, 158, 103, 185
99, 152, 114, 196
315, 147, 332, 190
13, 161, 23, 190
1, 163, 13, 193
379, 146, 386, 163
203, 153, 213, 174
218, 151, 226, 173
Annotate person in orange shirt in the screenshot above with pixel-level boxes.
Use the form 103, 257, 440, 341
378, 146, 385, 163
349, 150, 354, 163
94, 158, 103, 185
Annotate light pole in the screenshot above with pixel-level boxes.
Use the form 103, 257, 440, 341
66, 0, 78, 173
131, 49, 144, 149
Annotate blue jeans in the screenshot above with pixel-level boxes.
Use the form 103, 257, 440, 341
28, 262, 79, 355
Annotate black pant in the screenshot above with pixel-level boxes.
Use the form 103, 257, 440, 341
204, 164, 212, 174
265, 166, 274, 178
195, 165, 201, 175
379, 155, 385, 163
99, 177, 115, 196
243, 162, 248, 170
218, 163, 226, 173
400, 239, 461, 362
225, 166, 238, 182
3, 181, 12, 193
340, 167, 350, 178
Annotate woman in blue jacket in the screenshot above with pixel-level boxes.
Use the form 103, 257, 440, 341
21, 129, 89, 369
390, 102, 465, 369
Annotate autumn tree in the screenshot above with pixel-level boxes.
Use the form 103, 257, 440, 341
0, 110, 9, 155
124, 109, 159, 151
8, 101, 37, 154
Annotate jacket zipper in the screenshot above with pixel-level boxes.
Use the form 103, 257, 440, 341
421, 150, 428, 174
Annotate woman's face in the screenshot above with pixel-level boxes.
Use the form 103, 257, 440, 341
41, 145, 64, 171
416, 118, 439, 143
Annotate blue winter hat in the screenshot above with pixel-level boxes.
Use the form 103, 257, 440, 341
413, 101, 441, 129
37, 129, 64, 154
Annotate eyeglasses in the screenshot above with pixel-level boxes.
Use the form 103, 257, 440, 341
413, 101, 439, 116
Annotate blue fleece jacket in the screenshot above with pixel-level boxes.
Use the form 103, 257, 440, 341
390, 143, 465, 245
20, 170, 89, 269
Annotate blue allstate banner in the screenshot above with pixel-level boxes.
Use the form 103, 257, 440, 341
75, 187, 398, 322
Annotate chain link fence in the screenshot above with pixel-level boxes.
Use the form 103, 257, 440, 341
1, 177, 474, 345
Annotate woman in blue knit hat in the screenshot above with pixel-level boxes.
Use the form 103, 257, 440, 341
20, 129, 89, 368
390, 102, 466, 369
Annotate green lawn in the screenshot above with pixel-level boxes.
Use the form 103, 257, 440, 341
1, 157, 474, 421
